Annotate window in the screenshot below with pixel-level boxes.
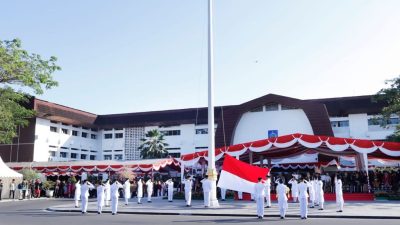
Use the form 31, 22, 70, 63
331, 120, 349, 127
114, 154, 123, 160
71, 153, 77, 159
195, 128, 208, 134
50, 126, 58, 133
61, 128, 69, 134
104, 133, 113, 139
90, 155, 96, 160
72, 125, 79, 128
49, 151, 56, 157
72, 130, 79, 136
91, 128, 98, 132
49, 145, 57, 148
115, 128, 123, 131
161, 130, 181, 136
265, 104, 279, 111
81, 132, 88, 138
60, 147, 68, 150
91, 134, 97, 139
115, 133, 123, 139
104, 155, 112, 160
166, 147, 181, 150
82, 126, 89, 130
71, 148, 79, 151
81, 149, 88, 152
368, 118, 400, 126
61, 122, 70, 126
114, 149, 123, 152
60, 152, 68, 158
50, 120, 58, 124
104, 128, 112, 131
250, 106, 263, 112
168, 153, 181, 158
81, 154, 87, 160
103, 150, 112, 152
195, 146, 208, 150
90, 150, 97, 153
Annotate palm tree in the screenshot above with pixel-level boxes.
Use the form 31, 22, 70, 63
139, 129, 169, 159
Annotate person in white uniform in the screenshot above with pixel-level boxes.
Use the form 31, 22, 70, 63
74, 180, 81, 208
288, 176, 299, 203
220, 188, 226, 201
264, 175, 271, 208
96, 181, 107, 214
298, 177, 309, 219
183, 176, 193, 207
201, 175, 212, 207
165, 178, 174, 202
276, 179, 289, 219
317, 176, 325, 210
313, 176, 320, 206
335, 174, 344, 212
146, 179, 153, 202
123, 179, 131, 205
254, 177, 265, 219
137, 178, 143, 204
104, 179, 111, 207
238, 191, 243, 200
110, 180, 123, 215
80, 180, 94, 214
307, 177, 315, 208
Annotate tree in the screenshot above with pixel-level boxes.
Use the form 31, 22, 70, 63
375, 75, 400, 141
0, 38, 60, 143
139, 129, 169, 159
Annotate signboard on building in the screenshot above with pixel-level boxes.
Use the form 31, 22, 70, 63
268, 130, 278, 138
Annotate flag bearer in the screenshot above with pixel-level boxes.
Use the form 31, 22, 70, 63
254, 177, 265, 219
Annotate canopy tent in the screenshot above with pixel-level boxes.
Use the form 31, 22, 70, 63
6, 158, 180, 174
0, 157, 23, 199
180, 133, 400, 166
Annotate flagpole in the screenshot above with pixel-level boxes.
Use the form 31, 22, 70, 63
207, 0, 219, 207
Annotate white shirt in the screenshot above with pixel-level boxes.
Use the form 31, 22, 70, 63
80, 182, 94, 198
288, 179, 298, 192
166, 180, 174, 191
298, 181, 309, 198
10, 183, 16, 191
184, 179, 192, 192
201, 178, 212, 192
335, 179, 343, 195
276, 183, 288, 201
137, 180, 143, 197
123, 180, 131, 198
253, 182, 265, 198
146, 180, 153, 192
111, 181, 123, 198
264, 179, 271, 194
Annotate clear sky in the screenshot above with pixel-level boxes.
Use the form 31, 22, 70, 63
1, 0, 400, 114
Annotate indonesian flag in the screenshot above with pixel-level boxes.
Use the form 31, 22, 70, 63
217, 154, 270, 194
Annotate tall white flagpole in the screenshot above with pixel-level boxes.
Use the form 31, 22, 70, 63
207, 0, 219, 207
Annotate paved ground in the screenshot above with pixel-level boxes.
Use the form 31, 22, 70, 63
0, 199, 400, 225
47, 197, 400, 219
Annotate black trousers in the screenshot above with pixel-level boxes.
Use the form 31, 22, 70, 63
9, 190, 15, 199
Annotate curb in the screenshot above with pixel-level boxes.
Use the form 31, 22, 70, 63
46, 208, 400, 220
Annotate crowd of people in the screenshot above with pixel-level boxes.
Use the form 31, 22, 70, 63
0, 178, 44, 200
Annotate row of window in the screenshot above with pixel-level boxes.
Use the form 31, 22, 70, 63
331, 118, 400, 128
50, 127, 97, 139
249, 104, 298, 112
104, 133, 123, 139
50, 121, 98, 131
103, 154, 123, 160
51, 151, 96, 160
50, 146, 97, 153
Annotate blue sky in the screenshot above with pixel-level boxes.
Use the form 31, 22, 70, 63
1, 0, 400, 114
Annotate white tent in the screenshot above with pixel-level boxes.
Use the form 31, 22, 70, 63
0, 157, 23, 199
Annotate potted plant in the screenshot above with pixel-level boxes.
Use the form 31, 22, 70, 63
42, 180, 56, 197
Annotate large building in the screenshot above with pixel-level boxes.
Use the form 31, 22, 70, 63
0, 93, 394, 163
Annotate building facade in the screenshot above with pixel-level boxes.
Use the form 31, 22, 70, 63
0, 93, 394, 163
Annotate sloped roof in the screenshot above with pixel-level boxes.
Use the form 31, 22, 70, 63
0, 157, 23, 178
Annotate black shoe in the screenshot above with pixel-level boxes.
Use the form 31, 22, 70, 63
75, 206, 78, 208
97, 212, 100, 214
265, 206, 270, 208
318, 208, 324, 210
337, 210, 343, 213
186, 205, 191, 207
280, 217, 284, 219
301, 217, 305, 220
310, 206, 314, 208
81, 212, 85, 214
112, 213, 115, 215
222, 199, 226, 201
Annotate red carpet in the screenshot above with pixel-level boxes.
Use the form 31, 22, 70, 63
235, 192, 374, 201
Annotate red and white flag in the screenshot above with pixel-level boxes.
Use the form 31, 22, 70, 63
217, 154, 269, 194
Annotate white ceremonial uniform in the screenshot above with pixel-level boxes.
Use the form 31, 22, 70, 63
317, 180, 325, 209
123, 180, 131, 205
307, 180, 315, 208
80, 182, 94, 213
254, 182, 265, 218
288, 178, 299, 202
137, 180, 143, 203
238, 191, 243, 200
111, 181, 123, 214
166, 180, 174, 202
220, 188, 226, 201
298, 181, 309, 219
335, 178, 344, 211
104, 180, 111, 207
264, 179, 271, 207
201, 178, 212, 207
74, 182, 81, 207
184, 179, 193, 206
146, 180, 153, 202
97, 185, 106, 213
313, 179, 319, 206
276, 183, 289, 218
